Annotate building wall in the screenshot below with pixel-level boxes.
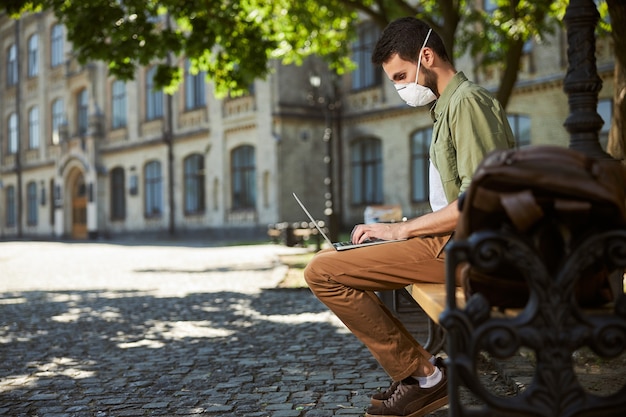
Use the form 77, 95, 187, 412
0, 12, 616, 240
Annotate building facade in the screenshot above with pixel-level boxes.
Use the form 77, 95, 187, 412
0, 11, 616, 240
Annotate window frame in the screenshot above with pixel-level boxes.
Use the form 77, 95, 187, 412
6, 186, 16, 227
111, 80, 127, 129
51, 98, 64, 144
28, 106, 40, 149
8, 113, 18, 154
144, 160, 163, 218
411, 128, 432, 203
184, 59, 207, 110
231, 145, 256, 210
51, 24, 64, 68
77, 88, 89, 136
110, 167, 126, 220
350, 22, 382, 91
184, 154, 205, 215
146, 66, 164, 120
28, 34, 39, 77
7, 44, 18, 86
507, 114, 532, 148
27, 181, 38, 226
350, 138, 383, 205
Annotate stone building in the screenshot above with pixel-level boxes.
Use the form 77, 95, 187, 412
0, 11, 615, 240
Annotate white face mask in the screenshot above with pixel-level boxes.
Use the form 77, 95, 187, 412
394, 28, 437, 107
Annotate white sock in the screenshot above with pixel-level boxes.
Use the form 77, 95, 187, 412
416, 365, 442, 388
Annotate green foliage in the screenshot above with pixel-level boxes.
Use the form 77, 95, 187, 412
3, 0, 614, 101
5, 0, 356, 97
458, 0, 568, 68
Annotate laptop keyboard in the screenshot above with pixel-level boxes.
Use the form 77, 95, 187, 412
334, 238, 383, 247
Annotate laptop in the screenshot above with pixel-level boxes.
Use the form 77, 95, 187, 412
292, 192, 406, 251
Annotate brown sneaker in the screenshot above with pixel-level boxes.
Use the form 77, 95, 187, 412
365, 373, 448, 417
370, 357, 446, 407
371, 380, 400, 407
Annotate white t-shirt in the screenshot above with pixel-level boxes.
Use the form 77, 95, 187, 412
429, 160, 448, 212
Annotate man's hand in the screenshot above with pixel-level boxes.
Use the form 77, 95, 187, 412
351, 222, 404, 244
350, 200, 460, 244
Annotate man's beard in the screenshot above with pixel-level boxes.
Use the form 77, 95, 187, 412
422, 67, 439, 97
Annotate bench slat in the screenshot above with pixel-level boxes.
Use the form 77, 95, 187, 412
408, 284, 465, 325
408, 283, 614, 325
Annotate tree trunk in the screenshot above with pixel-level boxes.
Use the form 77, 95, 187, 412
607, 60, 626, 162
606, 0, 626, 163
496, 39, 524, 109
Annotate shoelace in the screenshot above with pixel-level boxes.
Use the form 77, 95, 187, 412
383, 382, 413, 408
378, 380, 399, 399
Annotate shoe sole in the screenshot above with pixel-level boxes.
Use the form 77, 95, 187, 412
370, 398, 384, 407
370, 398, 383, 407
365, 395, 448, 417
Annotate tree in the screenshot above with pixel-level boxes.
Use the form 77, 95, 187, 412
3, 0, 358, 97
338, 0, 568, 108
606, 0, 626, 163
5, 1, 621, 136
5, 0, 570, 107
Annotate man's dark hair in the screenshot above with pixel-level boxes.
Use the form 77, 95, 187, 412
371, 17, 450, 66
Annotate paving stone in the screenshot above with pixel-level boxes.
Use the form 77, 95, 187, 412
0, 240, 578, 417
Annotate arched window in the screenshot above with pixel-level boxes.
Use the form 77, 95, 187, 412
144, 160, 162, 217
7, 44, 18, 86
51, 98, 65, 144
29, 107, 40, 149
507, 114, 531, 148
411, 128, 432, 203
351, 22, 381, 91
146, 66, 163, 120
185, 59, 206, 110
8, 113, 18, 154
51, 24, 64, 67
184, 154, 205, 214
111, 80, 127, 129
77, 88, 89, 136
27, 182, 38, 226
6, 186, 16, 227
231, 145, 256, 210
351, 138, 383, 204
28, 34, 39, 77
110, 167, 126, 220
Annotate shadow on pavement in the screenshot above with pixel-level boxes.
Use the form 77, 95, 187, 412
0, 287, 384, 416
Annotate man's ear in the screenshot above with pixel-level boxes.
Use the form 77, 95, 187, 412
422, 48, 435, 68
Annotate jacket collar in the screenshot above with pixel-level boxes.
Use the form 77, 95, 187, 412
431, 71, 468, 122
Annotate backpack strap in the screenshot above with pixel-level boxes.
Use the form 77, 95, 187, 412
500, 190, 544, 232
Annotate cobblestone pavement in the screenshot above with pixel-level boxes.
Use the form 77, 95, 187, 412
0, 240, 428, 417
2, 240, 624, 417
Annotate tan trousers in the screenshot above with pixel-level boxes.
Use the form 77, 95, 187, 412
303, 234, 452, 381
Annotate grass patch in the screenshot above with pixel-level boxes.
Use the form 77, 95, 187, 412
277, 252, 315, 288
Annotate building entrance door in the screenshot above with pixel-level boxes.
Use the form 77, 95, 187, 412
71, 174, 88, 239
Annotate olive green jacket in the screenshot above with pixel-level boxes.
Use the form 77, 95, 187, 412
430, 72, 516, 204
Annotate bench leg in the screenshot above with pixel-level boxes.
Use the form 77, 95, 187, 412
423, 317, 446, 355
384, 288, 447, 355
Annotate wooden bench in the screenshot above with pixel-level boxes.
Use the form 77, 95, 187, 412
267, 221, 326, 250
405, 280, 618, 355
404, 283, 465, 354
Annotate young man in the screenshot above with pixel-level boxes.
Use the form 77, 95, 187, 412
304, 17, 515, 417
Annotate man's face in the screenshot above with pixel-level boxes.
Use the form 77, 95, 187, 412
382, 53, 439, 97
382, 53, 419, 85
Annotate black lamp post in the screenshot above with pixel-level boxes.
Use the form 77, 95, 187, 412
563, 0, 611, 159
309, 73, 340, 242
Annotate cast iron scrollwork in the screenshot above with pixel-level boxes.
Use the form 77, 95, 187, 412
441, 229, 626, 417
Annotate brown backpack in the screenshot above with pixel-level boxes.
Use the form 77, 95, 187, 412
455, 145, 626, 309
